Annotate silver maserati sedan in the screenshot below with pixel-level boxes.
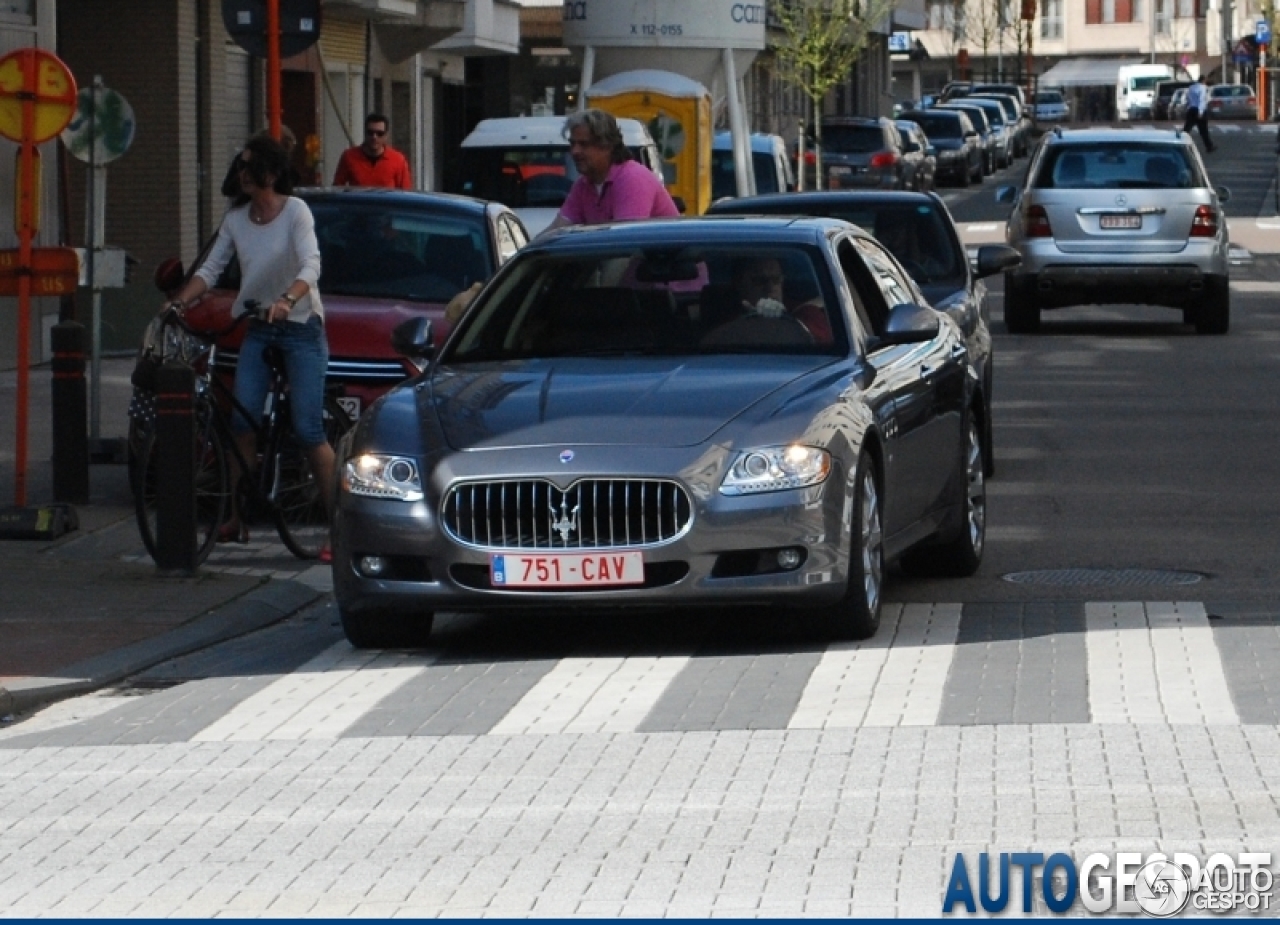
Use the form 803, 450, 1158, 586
332, 216, 987, 648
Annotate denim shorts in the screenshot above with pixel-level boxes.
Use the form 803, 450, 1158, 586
230, 315, 330, 448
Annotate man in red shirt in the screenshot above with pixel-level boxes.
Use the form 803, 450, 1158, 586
333, 113, 413, 189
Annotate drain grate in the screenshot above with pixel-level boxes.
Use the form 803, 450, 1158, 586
1001, 568, 1205, 587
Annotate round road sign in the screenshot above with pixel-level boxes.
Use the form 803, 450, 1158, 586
62, 86, 135, 164
0, 48, 77, 144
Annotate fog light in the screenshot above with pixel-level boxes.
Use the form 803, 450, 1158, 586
776, 547, 803, 570
359, 555, 388, 577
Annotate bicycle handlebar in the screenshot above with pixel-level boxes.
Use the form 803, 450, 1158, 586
162, 299, 265, 341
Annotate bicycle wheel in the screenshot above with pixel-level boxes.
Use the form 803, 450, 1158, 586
267, 395, 353, 560
133, 407, 230, 566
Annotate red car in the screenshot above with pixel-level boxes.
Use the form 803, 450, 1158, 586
154, 188, 530, 422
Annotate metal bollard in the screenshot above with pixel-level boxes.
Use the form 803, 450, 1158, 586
154, 360, 197, 574
50, 321, 89, 504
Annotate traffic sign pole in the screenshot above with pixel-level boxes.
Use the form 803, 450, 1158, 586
267, 0, 281, 140
0, 48, 77, 507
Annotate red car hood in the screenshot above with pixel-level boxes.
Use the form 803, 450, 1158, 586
185, 289, 453, 356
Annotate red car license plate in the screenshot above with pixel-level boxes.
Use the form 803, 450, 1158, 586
1100, 213, 1141, 230
491, 552, 645, 588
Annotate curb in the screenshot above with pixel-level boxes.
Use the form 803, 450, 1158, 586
0, 578, 324, 719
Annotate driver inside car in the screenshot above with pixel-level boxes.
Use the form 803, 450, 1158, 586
731, 257, 833, 343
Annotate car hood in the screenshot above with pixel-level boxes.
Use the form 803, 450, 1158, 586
428, 357, 829, 450
322, 293, 451, 354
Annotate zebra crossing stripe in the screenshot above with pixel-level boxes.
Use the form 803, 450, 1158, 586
789, 603, 962, 728
489, 655, 692, 735
192, 642, 436, 741
1085, 602, 1239, 725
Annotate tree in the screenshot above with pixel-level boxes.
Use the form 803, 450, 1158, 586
771, 0, 897, 189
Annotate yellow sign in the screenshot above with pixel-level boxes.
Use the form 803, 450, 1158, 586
0, 246, 81, 296
0, 48, 77, 144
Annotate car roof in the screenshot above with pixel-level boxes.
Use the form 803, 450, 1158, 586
297, 186, 497, 217
1040, 126, 1191, 146
707, 190, 942, 213
459, 115, 653, 148
712, 131, 786, 153
527, 215, 857, 252
901, 108, 961, 119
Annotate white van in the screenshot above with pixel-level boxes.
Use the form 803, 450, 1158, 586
711, 131, 795, 200
1116, 63, 1174, 121
455, 116, 665, 236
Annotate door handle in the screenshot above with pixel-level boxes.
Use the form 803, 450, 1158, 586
950, 342, 967, 359
920, 364, 935, 378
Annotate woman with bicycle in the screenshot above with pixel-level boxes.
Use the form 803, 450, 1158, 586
160, 134, 334, 559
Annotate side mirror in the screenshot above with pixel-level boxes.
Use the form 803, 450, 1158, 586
926, 145, 937, 157
994, 184, 1018, 204
391, 316, 435, 360
1216, 185, 1232, 203
875, 302, 940, 348
154, 257, 185, 293
973, 244, 1022, 279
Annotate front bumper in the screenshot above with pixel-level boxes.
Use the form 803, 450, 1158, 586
333, 470, 854, 617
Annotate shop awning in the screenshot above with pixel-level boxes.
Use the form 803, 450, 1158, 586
1039, 57, 1142, 87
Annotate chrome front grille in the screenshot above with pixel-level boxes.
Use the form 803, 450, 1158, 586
216, 350, 409, 384
443, 479, 693, 550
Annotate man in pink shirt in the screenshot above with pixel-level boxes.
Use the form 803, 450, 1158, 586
541, 109, 679, 234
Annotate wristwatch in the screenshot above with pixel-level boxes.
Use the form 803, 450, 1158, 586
281, 293, 299, 307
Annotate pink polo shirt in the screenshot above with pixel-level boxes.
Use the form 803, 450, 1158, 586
558, 159, 680, 225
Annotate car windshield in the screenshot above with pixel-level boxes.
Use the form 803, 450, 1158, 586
1034, 143, 1203, 190
824, 125, 887, 153
1131, 76, 1164, 91
907, 113, 961, 138
457, 146, 580, 209
828, 202, 964, 287
445, 244, 844, 362
1035, 91, 1064, 104
307, 201, 494, 302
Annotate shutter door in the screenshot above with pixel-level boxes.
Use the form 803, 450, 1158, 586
320, 18, 365, 66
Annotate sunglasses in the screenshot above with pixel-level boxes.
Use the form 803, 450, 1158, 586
365, 128, 387, 137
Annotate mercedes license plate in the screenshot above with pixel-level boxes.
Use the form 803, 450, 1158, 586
334, 396, 361, 422
491, 552, 645, 588
1100, 213, 1141, 230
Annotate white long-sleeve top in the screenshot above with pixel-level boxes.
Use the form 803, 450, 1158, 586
194, 197, 324, 323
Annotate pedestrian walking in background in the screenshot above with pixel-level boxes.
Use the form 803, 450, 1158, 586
333, 112, 413, 189
1182, 75, 1215, 152
161, 134, 335, 558
540, 108, 679, 235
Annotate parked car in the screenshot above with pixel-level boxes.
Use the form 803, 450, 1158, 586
332, 216, 989, 647
937, 102, 1000, 174
454, 116, 666, 236
151, 188, 530, 424
1032, 89, 1070, 123
893, 119, 937, 192
945, 97, 1012, 167
711, 131, 796, 200
1168, 87, 1190, 123
997, 127, 1231, 334
706, 190, 1022, 476
898, 108, 983, 186
1207, 83, 1258, 120
1152, 79, 1192, 120
819, 116, 910, 190
970, 92, 1030, 157
970, 82, 1028, 109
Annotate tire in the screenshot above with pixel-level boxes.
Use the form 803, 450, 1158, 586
340, 605, 435, 649
811, 452, 882, 641
269, 395, 354, 560
958, 164, 971, 188
981, 370, 995, 479
133, 409, 230, 567
1193, 277, 1230, 335
902, 414, 986, 578
971, 158, 984, 184
1003, 274, 1041, 334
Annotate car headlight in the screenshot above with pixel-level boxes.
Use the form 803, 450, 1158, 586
342, 454, 424, 502
720, 445, 831, 496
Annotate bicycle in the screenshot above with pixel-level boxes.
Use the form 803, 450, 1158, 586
131, 301, 352, 565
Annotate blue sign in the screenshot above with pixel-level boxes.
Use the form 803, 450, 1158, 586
888, 31, 911, 54
1258, 19, 1271, 46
